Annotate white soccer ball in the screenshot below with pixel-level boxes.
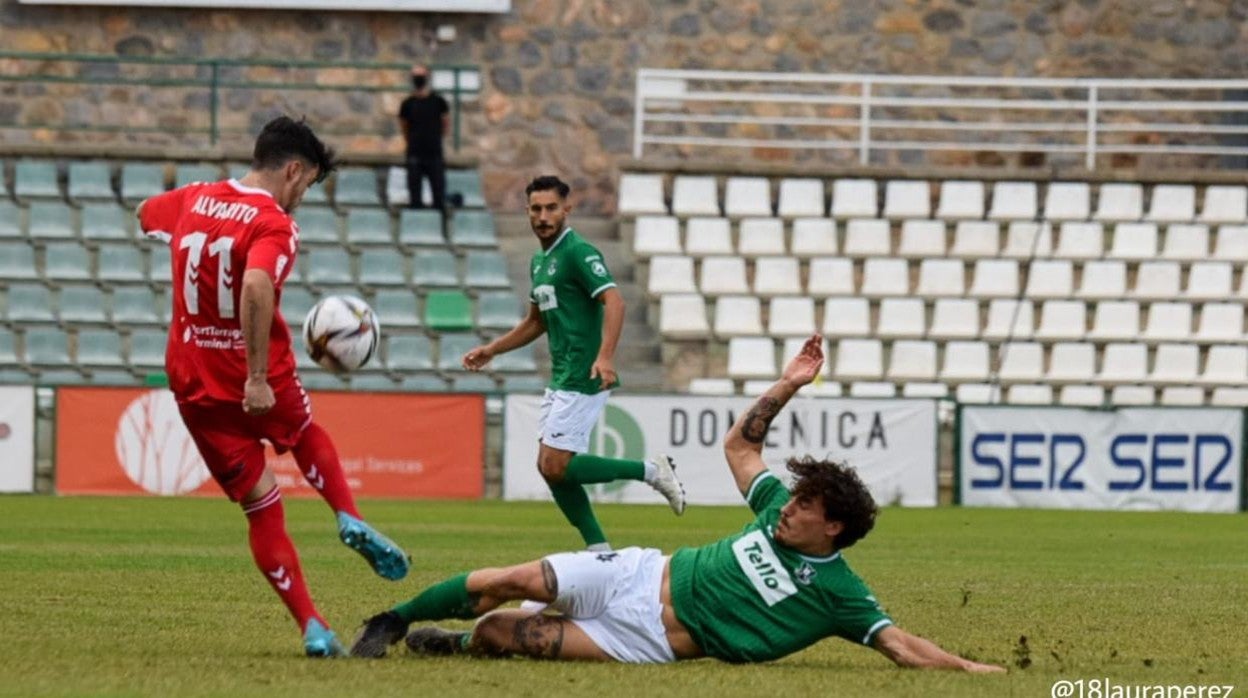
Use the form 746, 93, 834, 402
302, 295, 380, 373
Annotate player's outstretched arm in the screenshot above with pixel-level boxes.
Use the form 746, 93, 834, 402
872, 626, 1006, 673
240, 269, 277, 415
723, 333, 825, 495
462, 303, 545, 371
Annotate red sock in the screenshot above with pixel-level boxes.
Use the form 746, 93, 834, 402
291, 422, 361, 519
243, 487, 324, 633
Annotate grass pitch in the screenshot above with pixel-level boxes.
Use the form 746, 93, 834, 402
0, 496, 1244, 698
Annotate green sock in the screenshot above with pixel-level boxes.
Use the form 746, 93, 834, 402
391, 572, 477, 623
562, 454, 645, 485
549, 480, 608, 546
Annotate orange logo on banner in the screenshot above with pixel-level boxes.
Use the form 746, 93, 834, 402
56, 387, 484, 499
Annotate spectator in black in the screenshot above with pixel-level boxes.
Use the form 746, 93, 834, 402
398, 64, 449, 210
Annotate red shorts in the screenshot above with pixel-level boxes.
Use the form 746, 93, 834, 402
177, 381, 312, 501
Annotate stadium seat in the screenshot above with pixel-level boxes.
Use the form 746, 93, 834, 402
955, 383, 1001, 404
779, 336, 831, 377
84, 369, 140, 386
349, 374, 400, 392
876, 298, 925, 339
1148, 344, 1198, 384
1195, 302, 1244, 342
1076, 260, 1127, 300
295, 206, 341, 244
850, 381, 897, 398
1087, 301, 1140, 341
883, 180, 929, 219
127, 328, 168, 369
713, 295, 763, 338
659, 293, 709, 339
1146, 184, 1196, 222
1035, 300, 1087, 341
740, 380, 778, 397
111, 286, 162, 325
424, 290, 473, 331
76, 328, 125, 367
501, 375, 546, 393
806, 257, 855, 297
916, 258, 965, 298
842, 218, 891, 257
699, 256, 748, 296
618, 174, 667, 215
821, 297, 870, 338
174, 163, 222, 188
672, 176, 720, 216
802, 381, 846, 398
1198, 186, 1247, 224
632, 216, 681, 257
737, 218, 786, 257
1043, 182, 1091, 221
385, 335, 435, 371
27, 202, 75, 239
830, 179, 878, 219
1006, 383, 1054, 405
43, 241, 93, 283
1201, 345, 1248, 385
684, 217, 733, 256
446, 169, 486, 209
5, 284, 55, 323
724, 177, 772, 217
834, 339, 883, 380
147, 244, 172, 285
887, 340, 938, 381
475, 291, 520, 331
1058, 384, 1105, 407
0, 242, 38, 280
727, 337, 776, 379
1047, 342, 1097, 383
1094, 183, 1144, 222
344, 208, 393, 246
58, 285, 108, 324
492, 344, 538, 372
301, 175, 329, 206
789, 218, 837, 257
767, 296, 815, 336
940, 341, 991, 383
1001, 221, 1053, 258
950, 221, 999, 258
898, 219, 946, 258
646, 256, 696, 296
358, 248, 408, 286
1131, 261, 1181, 300
860, 258, 909, 298
752, 257, 801, 296
279, 286, 316, 324
302, 372, 348, 391
371, 288, 422, 329
1184, 261, 1233, 301
304, 248, 354, 287
464, 251, 510, 289
333, 168, 381, 207
902, 382, 949, 398
1098, 343, 1148, 385
687, 377, 736, 395
1210, 386, 1248, 406
449, 210, 497, 248
982, 299, 1035, 340
227, 163, 249, 182
988, 181, 1038, 221
1025, 260, 1074, 299
23, 328, 71, 366
997, 342, 1044, 383
1054, 222, 1104, 259
397, 209, 445, 247
14, 160, 60, 200
968, 259, 1019, 298
1161, 224, 1209, 260
67, 162, 114, 202
929, 298, 979, 340
1159, 386, 1205, 406
1110, 385, 1155, 405
0, 201, 22, 238
777, 178, 824, 218
935, 180, 984, 220
412, 250, 460, 288
80, 203, 130, 243
1142, 302, 1193, 342
1108, 222, 1158, 260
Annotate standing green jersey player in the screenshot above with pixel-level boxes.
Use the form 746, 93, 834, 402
355, 335, 1005, 673
462, 175, 686, 550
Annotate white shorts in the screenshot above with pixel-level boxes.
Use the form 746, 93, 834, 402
537, 388, 611, 453
543, 546, 675, 664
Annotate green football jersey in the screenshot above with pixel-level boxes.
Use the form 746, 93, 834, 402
668, 471, 892, 663
528, 228, 619, 395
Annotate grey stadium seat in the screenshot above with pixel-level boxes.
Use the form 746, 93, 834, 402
385, 335, 435, 372
80, 203, 132, 243
357, 248, 408, 286
58, 285, 109, 324
436, 333, 479, 372
371, 289, 422, 328
449, 210, 497, 248
27, 202, 75, 239
294, 206, 341, 244
111, 286, 162, 326
491, 344, 537, 372
120, 163, 167, 203
0, 329, 17, 365
14, 160, 60, 200
304, 247, 354, 286
464, 251, 510, 289
23, 327, 71, 366
0, 242, 39, 280
279, 287, 317, 327
75, 329, 126, 367
476, 291, 522, 330
333, 168, 381, 207
345, 208, 394, 246
127, 328, 169, 369
349, 373, 399, 392
452, 374, 498, 393
175, 163, 222, 187
0, 201, 22, 238
400, 374, 449, 392
84, 369, 140, 386
67, 162, 115, 202
446, 169, 485, 208
95, 244, 147, 284
398, 209, 445, 247
412, 250, 459, 288
42, 241, 93, 283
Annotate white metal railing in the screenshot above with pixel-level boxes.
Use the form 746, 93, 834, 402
633, 69, 1248, 169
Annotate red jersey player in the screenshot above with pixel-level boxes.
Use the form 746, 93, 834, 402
137, 116, 410, 657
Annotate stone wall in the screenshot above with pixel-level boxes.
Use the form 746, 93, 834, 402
1, 0, 1246, 213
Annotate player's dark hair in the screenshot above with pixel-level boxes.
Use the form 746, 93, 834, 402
252, 116, 338, 184
786, 456, 877, 550
525, 175, 571, 199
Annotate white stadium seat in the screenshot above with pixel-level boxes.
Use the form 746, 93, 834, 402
1035, 300, 1087, 341
843, 218, 891, 257
1007, 384, 1054, 405
936, 180, 985, 220
1111, 385, 1156, 405
898, 219, 947, 258
790, 218, 838, 257
1161, 224, 1210, 261
1094, 183, 1144, 222
1076, 260, 1127, 300
727, 337, 776, 379
806, 257, 856, 297
968, 259, 1020, 299
850, 381, 897, 398
1202, 345, 1248, 385
887, 340, 938, 381
1098, 343, 1148, 385
1025, 259, 1074, 299
659, 294, 709, 339
777, 178, 825, 218
1213, 225, 1248, 260
831, 179, 878, 219
737, 218, 787, 257
646, 255, 696, 295
1087, 301, 1140, 342
997, 342, 1045, 383
753, 256, 802, 296
929, 298, 980, 340
1142, 302, 1193, 342
1002, 221, 1053, 258
713, 296, 764, 338
1131, 261, 1181, 301
988, 181, 1038, 221
956, 382, 1001, 404
724, 177, 772, 217
699, 256, 749, 296
767, 296, 817, 336
860, 258, 910, 298
983, 299, 1035, 340
1210, 386, 1248, 406
902, 382, 950, 398
1159, 386, 1205, 406
883, 180, 930, 219
876, 298, 926, 339
1146, 184, 1196, 223
940, 341, 991, 382
1199, 186, 1248, 224
916, 258, 965, 298
672, 175, 720, 216
950, 220, 1000, 258
1043, 182, 1091, 221
834, 339, 884, 380
1047, 343, 1097, 383
1195, 302, 1244, 342
821, 297, 871, 338
1185, 261, 1233, 301
1059, 384, 1105, 406
684, 217, 733, 256
1054, 222, 1104, 260
687, 378, 736, 395
618, 173, 667, 215
1108, 222, 1158, 260
632, 216, 681, 257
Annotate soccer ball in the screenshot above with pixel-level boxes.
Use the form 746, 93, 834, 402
302, 295, 380, 373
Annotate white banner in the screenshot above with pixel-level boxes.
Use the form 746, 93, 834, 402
959, 406, 1244, 513
503, 395, 938, 507
0, 386, 36, 493
19, 0, 509, 10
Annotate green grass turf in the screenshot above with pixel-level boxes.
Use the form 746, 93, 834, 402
0, 496, 1244, 698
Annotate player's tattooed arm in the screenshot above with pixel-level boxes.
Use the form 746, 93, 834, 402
741, 397, 782, 444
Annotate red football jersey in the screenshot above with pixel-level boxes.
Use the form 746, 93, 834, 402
139, 179, 300, 404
